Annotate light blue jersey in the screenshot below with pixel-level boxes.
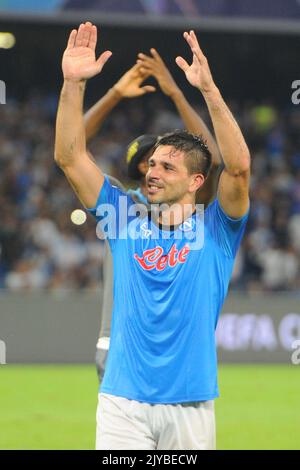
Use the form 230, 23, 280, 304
88, 176, 248, 404
127, 187, 148, 205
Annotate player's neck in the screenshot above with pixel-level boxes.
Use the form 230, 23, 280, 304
158, 200, 196, 226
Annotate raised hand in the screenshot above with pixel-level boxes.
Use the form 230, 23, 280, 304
137, 49, 179, 98
176, 30, 215, 93
113, 63, 156, 98
62, 22, 112, 82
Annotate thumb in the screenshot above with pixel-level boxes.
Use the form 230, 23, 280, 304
141, 85, 156, 94
175, 56, 189, 73
96, 50, 112, 71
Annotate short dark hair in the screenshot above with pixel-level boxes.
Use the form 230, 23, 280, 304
153, 130, 212, 178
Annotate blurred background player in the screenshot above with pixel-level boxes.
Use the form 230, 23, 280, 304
84, 52, 222, 381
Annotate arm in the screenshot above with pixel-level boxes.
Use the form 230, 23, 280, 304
84, 87, 121, 142
54, 22, 112, 209
166, 88, 222, 207
137, 48, 222, 205
84, 64, 156, 142
176, 30, 250, 218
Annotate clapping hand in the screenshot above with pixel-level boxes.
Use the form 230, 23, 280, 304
62, 22, 112, 82
176, 30, 215, 94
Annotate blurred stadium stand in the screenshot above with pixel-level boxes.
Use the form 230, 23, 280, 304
61, 0, 300, 20
1, 89, 300, 293
0, 8, 300, 295
2, 0, 300, 19
1, 0, 300, 35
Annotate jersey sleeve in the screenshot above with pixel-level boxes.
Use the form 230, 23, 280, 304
204, 197, 249, 258
86, 175, 133, 250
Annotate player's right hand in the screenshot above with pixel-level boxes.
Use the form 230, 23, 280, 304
62, 22, 112, 82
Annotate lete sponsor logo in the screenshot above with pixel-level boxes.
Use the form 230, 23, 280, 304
134, 244, 190, 271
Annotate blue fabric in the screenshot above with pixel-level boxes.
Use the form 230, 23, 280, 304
88, 176, 249, 404
127, 187, 148, 205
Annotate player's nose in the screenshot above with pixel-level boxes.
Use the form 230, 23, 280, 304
147, 165, 161, 180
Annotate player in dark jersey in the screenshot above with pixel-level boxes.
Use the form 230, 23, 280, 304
84, 54, 222, 381
55, 23, 250, 449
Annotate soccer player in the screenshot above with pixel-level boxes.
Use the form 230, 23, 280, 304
84, 55, 222, 381
55, 22, 250, 449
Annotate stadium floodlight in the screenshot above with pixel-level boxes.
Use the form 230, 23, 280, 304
0, 32, 16, 49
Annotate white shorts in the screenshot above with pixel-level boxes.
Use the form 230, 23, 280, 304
96, 393, 216, 450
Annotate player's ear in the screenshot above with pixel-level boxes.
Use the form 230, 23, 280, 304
190, 173, 205, 193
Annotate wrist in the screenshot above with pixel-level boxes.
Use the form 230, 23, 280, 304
201, 84, 220, 100
63, 78, 86, 92
112, 83, 125, 99
63, 76, 86, 83
169, 88, 184, 101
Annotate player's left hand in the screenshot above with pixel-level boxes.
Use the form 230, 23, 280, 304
136, 49, 180, 99
176, 30, 216, 94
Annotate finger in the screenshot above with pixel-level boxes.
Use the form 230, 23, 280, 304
137, 52, 154, 64
183, 31, 198, 51
138, 67, 151, 78
192, 50, 201, 67
141, 85, 156, 94
81, 22, 92, 48
183, 31, 197, 52
137, 65, 148, 75
96, 50, 112, 71
191, 46, 206, 66
131, 63, 143, 74
136, 60, 153, 72
185, 30, 206, 62
132, 63, 150, 80
89, 24, 97, 50
183, 31, 190, 42
190, 30, 202, 50
175, 56, 189, 72
150, 48, 164, 64
75, 23, 85, 47
191, 35, 207, 62
136, 59, 151, 67
67, 29, 77, 49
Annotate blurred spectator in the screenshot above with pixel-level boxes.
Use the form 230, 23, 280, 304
258, 243, 299, 291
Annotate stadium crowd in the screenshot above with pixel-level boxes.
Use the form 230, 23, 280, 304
0, 91, 300, 292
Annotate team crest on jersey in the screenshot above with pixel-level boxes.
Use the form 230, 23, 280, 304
140, 222, 152, 239
178, 218, 196, 232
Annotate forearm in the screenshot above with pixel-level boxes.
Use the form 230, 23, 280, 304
202, 86, 250, 175
171, 89, 222, 167
55, 80, 87, 167
84, 86, 122, 142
